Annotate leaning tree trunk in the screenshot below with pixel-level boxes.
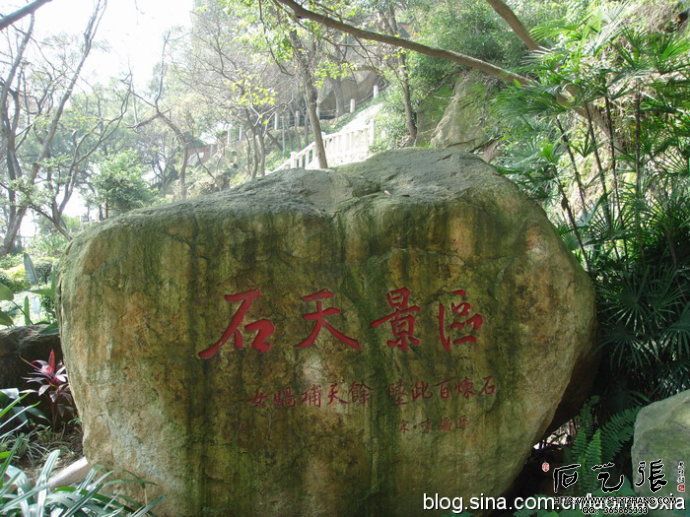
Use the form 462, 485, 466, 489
1, 211, 23, 255
289, 31, 327, 169
246, 134, 257, 180
302, 105, 309, 148
303, 85, 327, 168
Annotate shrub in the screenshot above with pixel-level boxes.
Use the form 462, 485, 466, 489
0, 266, 29, 293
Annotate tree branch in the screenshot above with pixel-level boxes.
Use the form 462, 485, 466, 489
32, 0, 106, 182
485, 0, 542, 51
272, 0, 530, 85
0, 0, 53, 31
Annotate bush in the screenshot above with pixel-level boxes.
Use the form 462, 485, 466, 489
0, 254, 22, 270
0, 265, 28, 293
27, 232, 70, 259
32, 257, 56, 285
93, 150, 155, 214
1, 447, 161, 516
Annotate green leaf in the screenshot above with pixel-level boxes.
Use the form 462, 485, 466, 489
23, 253, 37, 285
39, 323, 59, 336
23, 296, 31, 326
0, 311, 14, 326
0, 283, 13, 301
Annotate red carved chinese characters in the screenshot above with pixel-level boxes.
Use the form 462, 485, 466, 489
301, 385, 322, 407
248, 389, 268, 408
398, 416, 470, 434
411, 381, 433, 401
388, 380, 409, 406
249, 376, 494, 437
456, 377, 477, 399
198, 289, 275, 359
435, 379, 452, 400
327, 383, 348, 405
370, 287, 421, 351
419, 418, 433, 433
273, 387, 296, 408
438, 289, 484, 352
296, 289, 361, 350
349, 382, 373, 405
440, 417, 454, 432
201, 286, 485, 357
479, 375, 497, 396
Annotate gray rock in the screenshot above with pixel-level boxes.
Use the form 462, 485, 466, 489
430, 73, 493, 153
632, 389, 690, 516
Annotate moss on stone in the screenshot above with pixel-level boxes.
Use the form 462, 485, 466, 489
59, 149, 596, 516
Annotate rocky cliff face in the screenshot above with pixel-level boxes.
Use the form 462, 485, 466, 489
430, 73, 494, 155
59, 149, 596, 516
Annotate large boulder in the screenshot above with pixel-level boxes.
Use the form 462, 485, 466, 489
632, 390, 690, 515
0, 325, 61, 389
59, 149, 596, 516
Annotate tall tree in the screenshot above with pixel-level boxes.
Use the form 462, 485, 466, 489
189, 1, 283, 179
0, 0, 106, 253
219, 0, 331, 168
130, 32, 200, 199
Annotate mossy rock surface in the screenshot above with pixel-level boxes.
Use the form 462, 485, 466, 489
59, 149, 596, 516
430, 73, 492, 151
632, 389, 690, 516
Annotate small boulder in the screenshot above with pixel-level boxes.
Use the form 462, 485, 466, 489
632, 389, 690, 516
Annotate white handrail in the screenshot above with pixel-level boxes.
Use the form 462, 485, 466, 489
271, 119, 376, 173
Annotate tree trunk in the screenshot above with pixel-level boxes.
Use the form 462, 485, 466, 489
0, 211, 24, 255
289, 31, 328, 168
302, 101, 309, 148
331, 78, 346, 117
399, 55, 418, 146
179, 147, 188, 199
257, 131, 266, 177
246, 135, 257, 179
50, 202, 71, 239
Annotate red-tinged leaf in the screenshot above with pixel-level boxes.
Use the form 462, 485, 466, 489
32, 359, 47, 370
38, 385, 50, 396
55, 374, 67, 383
48, 350, 56, 371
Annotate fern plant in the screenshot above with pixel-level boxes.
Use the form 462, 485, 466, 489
515, 398, 640, 517
564, 398, 639, 494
